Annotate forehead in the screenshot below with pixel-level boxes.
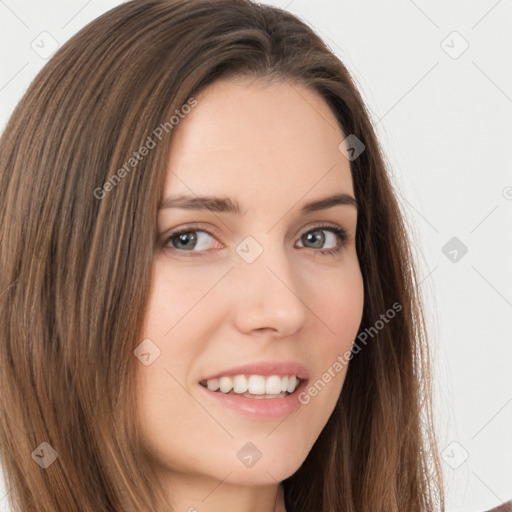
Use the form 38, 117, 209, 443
164, 78, 354, 205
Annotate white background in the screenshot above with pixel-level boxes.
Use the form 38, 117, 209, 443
0, 1, 511, 511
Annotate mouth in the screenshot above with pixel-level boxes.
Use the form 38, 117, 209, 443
197, 374, 308, 419
199, 374, 302, 399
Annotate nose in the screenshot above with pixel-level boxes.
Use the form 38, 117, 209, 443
231, 242, 308, 337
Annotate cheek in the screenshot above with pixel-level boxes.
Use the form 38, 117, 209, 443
294, 262, 364, 416
135, 266, 204, 440
308, 261, 365, 350
142, 261, 207, 332
140, 260, 220, 359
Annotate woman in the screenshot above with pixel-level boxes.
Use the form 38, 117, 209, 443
1, 1, 505, 511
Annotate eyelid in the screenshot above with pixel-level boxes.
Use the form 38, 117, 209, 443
160, 222, 221, 244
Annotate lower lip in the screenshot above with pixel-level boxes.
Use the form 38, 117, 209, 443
197, 378, 309, 419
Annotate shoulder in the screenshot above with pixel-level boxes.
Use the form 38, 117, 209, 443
483, 501, 512, 512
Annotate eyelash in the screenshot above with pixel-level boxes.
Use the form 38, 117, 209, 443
162, 222, 349, 258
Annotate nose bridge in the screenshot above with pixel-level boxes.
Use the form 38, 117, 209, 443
231, 234, 307, 335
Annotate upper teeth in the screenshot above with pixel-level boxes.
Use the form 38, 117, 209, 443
202, 375, 300, 395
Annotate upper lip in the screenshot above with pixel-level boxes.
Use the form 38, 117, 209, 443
199, 361, 310, 382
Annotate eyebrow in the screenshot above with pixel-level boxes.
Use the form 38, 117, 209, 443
159, 192, 357, 214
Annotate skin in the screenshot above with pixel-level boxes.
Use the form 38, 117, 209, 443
137, 77, 365, 512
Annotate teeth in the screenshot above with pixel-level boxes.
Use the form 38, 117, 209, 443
202, 374, 301, 396
248, 375, 266, 394
233, 375, 248, 393
265, 375, 282, 395
286, 376, 298, 393
219, 376, 233, 393
207, 378, 220, 391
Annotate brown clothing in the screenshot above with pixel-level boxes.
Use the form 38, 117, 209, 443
484, 501, 512, 512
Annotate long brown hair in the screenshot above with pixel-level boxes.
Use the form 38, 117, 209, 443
0, 1, 444, 510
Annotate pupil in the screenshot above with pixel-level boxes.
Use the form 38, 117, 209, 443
306, 230, 324, 248
174, 232, 196, 249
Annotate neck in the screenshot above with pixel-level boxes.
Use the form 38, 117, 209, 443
155, 472, 287, 512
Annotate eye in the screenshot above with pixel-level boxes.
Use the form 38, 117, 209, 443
295, 223, 348, 256
162, 222, 349, 258
164, 227, 220, 254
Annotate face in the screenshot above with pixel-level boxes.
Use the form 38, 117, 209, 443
137, 77, 364, 493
